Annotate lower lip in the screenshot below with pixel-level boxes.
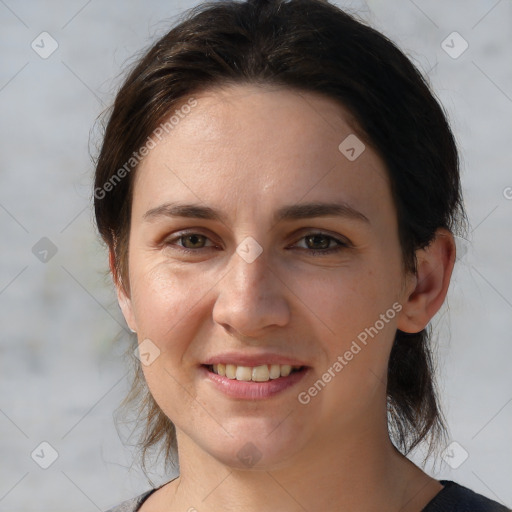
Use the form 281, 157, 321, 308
200, 365, 310, 400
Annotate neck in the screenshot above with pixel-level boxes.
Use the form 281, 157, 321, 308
156, 412, 441, 511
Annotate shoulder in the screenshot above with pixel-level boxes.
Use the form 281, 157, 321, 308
424, 480, 510, 512
105, 476, 178, 512
104, 489, 156, 512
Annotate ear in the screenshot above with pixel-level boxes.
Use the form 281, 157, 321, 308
397, 228, 456, 334
109, 248, 138, 333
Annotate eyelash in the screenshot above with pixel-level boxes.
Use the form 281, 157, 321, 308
164, 231, 350, 256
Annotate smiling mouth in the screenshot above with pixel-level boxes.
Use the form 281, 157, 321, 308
203, 363, 305, 382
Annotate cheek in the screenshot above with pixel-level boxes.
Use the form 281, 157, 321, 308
309, 272, 401, 424
304, 263, 398, 335
307, 259, 402, 382
128, 257, 219, 352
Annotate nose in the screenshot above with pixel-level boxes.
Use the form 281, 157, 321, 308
212, 246, 291, 338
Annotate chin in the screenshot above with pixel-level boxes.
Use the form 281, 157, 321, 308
195, 418, 311, 471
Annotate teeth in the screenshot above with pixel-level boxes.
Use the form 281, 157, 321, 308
252, 364, 270, 382
280, 364, 292, 377
210, 363, 302, 382
217, 363, 226, 377
235, 366, 252, 381
225, 364, 236, 379
269, 364, 281, 379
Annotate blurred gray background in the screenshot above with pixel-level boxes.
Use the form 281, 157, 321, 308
0, 0, 511, 510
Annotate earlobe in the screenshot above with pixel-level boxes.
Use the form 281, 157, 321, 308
397, 228, 456, 334
109, 248, 137, 333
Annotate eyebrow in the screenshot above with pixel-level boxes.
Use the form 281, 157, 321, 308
143, 201, 370, 224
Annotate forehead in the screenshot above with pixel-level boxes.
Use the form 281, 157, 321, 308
133, 84, 393, 225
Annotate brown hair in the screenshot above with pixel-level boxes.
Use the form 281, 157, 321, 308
93, 0, 467, 471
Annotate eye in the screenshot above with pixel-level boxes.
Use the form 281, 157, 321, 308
164, 231, 218, 253
292, 232, 350, 256
163, 230, 350, 256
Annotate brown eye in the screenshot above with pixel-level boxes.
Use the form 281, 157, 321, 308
180, 233, 208, 249
293, 232, 350, 256
305, 234, 332, 250
163, 231, 219, 254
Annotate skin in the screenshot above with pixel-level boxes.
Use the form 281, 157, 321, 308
113, 84, 456, 512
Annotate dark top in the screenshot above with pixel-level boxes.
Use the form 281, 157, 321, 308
105, 479, 510, 511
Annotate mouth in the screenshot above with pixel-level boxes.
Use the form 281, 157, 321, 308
200, 362, 309, 399
202, 363, 306, 382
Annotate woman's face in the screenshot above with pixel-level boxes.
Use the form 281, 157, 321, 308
119, 84, 416, 469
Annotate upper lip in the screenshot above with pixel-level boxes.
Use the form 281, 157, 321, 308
202, 352, 309, 367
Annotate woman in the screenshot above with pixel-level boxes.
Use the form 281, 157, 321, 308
94, 0, 510, 510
